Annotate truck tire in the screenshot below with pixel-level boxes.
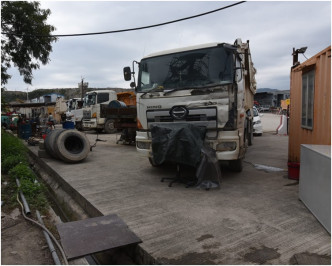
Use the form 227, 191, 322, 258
248, 121, 253, 146
148, 157, 162, 167
44, 129, 66, 159
53, 130, 90, 163
75, 120, 83, 131
229, 158, 243, 172
104, 119, 117, 134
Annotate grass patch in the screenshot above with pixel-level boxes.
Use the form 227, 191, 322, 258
1, 129, 49, 214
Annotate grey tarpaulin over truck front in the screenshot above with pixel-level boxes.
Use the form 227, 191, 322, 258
151, 123, 221, 189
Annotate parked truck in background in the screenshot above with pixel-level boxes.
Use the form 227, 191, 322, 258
67, 98, 84, 130
82, 90, 137, 134
55, 97, 83, 130
124, 38, 256, 171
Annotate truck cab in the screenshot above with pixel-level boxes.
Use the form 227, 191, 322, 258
67, 98, 84, 130
82, 90, 117, 133
124, 38, 256, 171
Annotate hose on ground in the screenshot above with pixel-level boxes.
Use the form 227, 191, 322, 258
16, 193, 69, 265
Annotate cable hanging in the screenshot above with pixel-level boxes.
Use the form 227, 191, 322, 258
3, 1, 246, 38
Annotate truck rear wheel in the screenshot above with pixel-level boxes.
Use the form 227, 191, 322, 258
104, 119, 117, 134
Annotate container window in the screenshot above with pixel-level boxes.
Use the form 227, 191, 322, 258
301, 69, 315, 129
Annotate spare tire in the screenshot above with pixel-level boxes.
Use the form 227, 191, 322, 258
44, 129, 66, 159
53, 130, 90, 163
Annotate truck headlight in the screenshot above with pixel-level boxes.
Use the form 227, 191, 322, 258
216, 142, 237, 152
137, 141, 151, 150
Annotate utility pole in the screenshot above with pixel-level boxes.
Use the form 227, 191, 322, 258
81, 78, 84, 101
78, 77, 88, 102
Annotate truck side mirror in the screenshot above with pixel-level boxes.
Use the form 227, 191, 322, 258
123, 67, 132, 81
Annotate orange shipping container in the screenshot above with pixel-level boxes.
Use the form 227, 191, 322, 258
288, 46, 331, 163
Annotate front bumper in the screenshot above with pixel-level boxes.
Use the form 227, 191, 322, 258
83, 119, 97, 129
136, 130, 241, 161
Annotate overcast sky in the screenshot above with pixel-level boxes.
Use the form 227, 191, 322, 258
4, 1, 331, 92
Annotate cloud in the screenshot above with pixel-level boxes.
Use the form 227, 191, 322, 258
4, 1, 331, 92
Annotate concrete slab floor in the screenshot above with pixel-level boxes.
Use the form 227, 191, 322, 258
27, 129, 331, 265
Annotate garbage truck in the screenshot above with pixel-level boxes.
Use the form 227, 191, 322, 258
67, 98, 84, 130
82, 90, 137, 134
123, 38, 256, 171
55, 97, 83, 130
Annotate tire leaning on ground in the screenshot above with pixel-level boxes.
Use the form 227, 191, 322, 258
44, 129, 66, 159
53, 129, 90, 163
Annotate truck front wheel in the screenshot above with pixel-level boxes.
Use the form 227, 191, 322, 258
228, 159, 243, 172
248, 121, 253, 146
149, 157, 163, 167
104, 119, 117, 134
75, 120, 83, 131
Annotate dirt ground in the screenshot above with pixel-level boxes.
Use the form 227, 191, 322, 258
1, 208, 54, 265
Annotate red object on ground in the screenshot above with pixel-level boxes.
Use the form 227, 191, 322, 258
288, 162, 300, 180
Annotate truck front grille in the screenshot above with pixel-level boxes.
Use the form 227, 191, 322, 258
83, 110, 91, 119
147, 107, 217, 138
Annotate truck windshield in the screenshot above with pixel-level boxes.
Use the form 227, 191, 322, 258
137, 45, 234, 93
84, 94, 96, 107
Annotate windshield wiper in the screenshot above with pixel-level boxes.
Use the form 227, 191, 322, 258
140, 87, 164, 98
163, 83, 226, 96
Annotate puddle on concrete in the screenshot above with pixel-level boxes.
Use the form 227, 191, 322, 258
289, 252, 331, 265
253, 164, 286, 172
244, 246, 280, 264
159, 251, 218, 265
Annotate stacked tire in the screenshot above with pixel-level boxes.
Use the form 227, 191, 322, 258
44, 129, 90, 163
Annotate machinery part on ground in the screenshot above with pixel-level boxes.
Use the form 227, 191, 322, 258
44, 129, 90, 163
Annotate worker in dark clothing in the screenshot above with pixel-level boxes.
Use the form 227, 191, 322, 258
48, 113, 55, 129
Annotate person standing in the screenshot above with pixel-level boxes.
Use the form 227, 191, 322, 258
48, 113, 55, 129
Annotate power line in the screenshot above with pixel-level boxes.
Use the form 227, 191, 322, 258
3, 1, 246, 38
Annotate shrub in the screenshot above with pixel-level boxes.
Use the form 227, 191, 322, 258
8, 163, 36, 181
19, 177, 48, 212
2, 154, 29, 174
1, 129, 27, 161
20, 177, 43, 197
1, 129, 49, 213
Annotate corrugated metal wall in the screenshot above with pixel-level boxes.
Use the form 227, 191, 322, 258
288, 46, 331, 162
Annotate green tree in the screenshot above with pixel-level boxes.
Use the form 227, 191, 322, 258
1, 1, 57, 86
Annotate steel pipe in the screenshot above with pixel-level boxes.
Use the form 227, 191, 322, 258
36, 210, 61, 265
15, 178, 31, 215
